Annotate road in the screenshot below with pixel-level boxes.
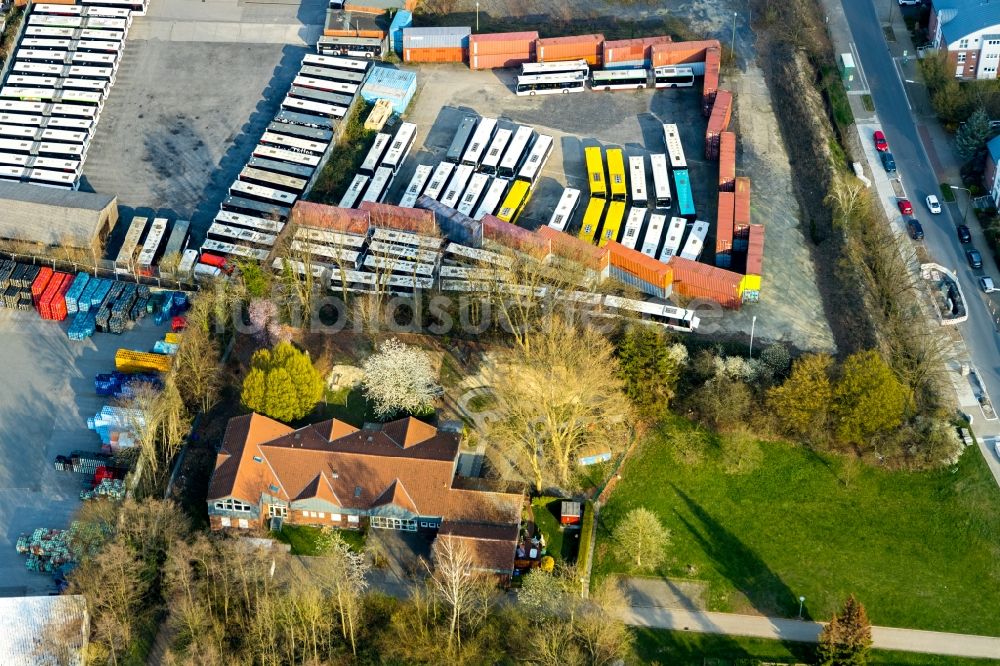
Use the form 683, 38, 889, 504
619, 607, 1000, 659
842, 3, 1000, 451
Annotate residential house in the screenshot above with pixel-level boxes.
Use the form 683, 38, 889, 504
207, 413, 523, 575
985, 134, 1000, 205
930, 0, 1000, 79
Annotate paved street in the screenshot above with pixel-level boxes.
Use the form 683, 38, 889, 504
618, 607, 1000, 659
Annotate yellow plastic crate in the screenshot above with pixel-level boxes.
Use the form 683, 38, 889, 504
115, 349, 172, 373
164, 333, 181, 345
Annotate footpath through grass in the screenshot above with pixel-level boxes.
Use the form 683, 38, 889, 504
633, 629, 1000, 666
596, 417, 1000, 635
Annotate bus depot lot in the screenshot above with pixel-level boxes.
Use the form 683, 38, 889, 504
82, 39, 306, 242
402, 65, 836, 351
0, 311, 165, 597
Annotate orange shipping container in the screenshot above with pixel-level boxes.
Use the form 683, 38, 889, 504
470, 52, 533, 70
359, 201, 438, 235
404, 47, 466, 63
536, 34, 604, 65
716, 191, 735, 258
535, 225, 606, 269
291, 201, 371, 236
704, 90, 733, 160
602, 241, 673, 296
323, 28, 385, 38
668, 256, 743, 309
745, 224, 764, 276
482, 215, 551, 259
650, 39, 721, 66
702, 46, 721, 115
719, 132, 737, 191
469, 31, 538, 55
603, 35, 672, 64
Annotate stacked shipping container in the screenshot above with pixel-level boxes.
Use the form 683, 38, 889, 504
388, 9, 413, 56
484, 214, 551, 259
718, 132, 736, 191
668, 256, 743, 308
535, 34, 604, 65
602, 241, 673, 299
742, 224, 764, 302
702, 47, 721, 115
715, 191, 735, 268
469, 31, 538, 70
650, 39, 720, 67
705, 90, 733, 160
602, 35, 672, 69
403, 26, 470, 63
734, 177, 751, 251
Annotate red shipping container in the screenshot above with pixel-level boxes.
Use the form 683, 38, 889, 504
651, 39, 721, 67
705, 90, 733, 160
667, 256, 743, 309
470, 52, 533, 70
481, 214, 551, 259
602, 241, 673, 292
31, 266, 53, 304
716, 191, 735, 257
702, 46, 721, 116
291, 201, 370, 236
734, 177, 751, 236
745, 224, 764, 276
536, 34, 604, 65
719, 132, 737, 191
469, 31, 538, 55
359, 201, 437, 234
535, 225, 606, 268
603, 35, 672, 64
404, 46, 466, 63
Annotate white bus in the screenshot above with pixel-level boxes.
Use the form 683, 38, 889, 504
302, 53, 370, 72
74, 40, 123, 54
51, 102, 99, 119
479, 128, 511, 175
679, 220, 709, 261
521, 60, 589, 76
0, 164, 27, 182
1, 87, 104, 106
381, 122, 416, 174
516, 134, 553, 186
461, 117, 497, 168
23, 26, 76, 38
19, 38, 73, 50
216, 210, 285, 234
34, 156, 81, 173
497, 125, 534, 179
12, 61, 64, 76
28, 167, 76, 189
229, 180, 298, 206
59, 78, 110, 95
338, 173, 369, 208
68, 65, 115, 82
16, 49, 70, 63
474, 177, 508, 220
79, 29, 125, 42
79, 0, 149, 16
620, 207, 646, 250
71, 52, 118, 68
457, 173, 490, 216
650, 153, 672, 209
280, 95, 346, 119
137, 217, 169, 270
292, 75, 358, 96
252, 144, 321, 167
201, 239, 270, 262
39, 128, 88, 143
663, 124, 686, 170
398, 164, 433, 208
207, 223, 277, 249
239, 166, 308, 194
639, 213, 666, 258
361, 166, 394, 204
360, 132, 391, 175
422, 161, 455, 201
591, 68, 649, 91
628, 155, 647, 205
654, 66, 695, 88
7, 75, 61, 89
0, 152, 31, 166
299, 64, 366, 85
0, 124, 36, 140
440, 163, 475, 210
515, 72, 586, 96
547, 187, 581, 232
260, 131, 327, 156
659, 216, 687, 261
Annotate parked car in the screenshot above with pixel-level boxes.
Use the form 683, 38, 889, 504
926, 194, 942, 214
880, 151, 896, 173
957, 225, 972, 243
898, 0, 920, 5
980, 276, 996, 293
967, 248, 984, 269
897, 199, 913, 215
873, 130, 889, 152
907, 219, 924, 240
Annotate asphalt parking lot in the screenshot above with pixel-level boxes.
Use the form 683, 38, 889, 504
0, 310, 167, 597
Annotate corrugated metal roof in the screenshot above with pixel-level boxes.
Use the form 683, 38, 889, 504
363, 65, 417, 91
988, 133, 1000, 163
0, 595, 88, 666
935, 0, 1000, 45
0, 182, 115, 249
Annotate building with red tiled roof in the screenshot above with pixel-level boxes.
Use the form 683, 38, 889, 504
207, 413, 523, 572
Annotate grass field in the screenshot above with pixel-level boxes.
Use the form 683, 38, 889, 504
596, 418, 1000, 635
530, 497, 580, 563
633, 629, 1000, 666
274, 524, 366, 555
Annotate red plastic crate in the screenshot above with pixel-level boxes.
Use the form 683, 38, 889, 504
51, 272, 72, 321
37, 273, 64, 320
31, 267, 53, 304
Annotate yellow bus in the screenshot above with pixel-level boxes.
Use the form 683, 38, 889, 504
495, 179, 532, 224
599, 201, 627, 247
584, 145, 607, 199
578, 196, 606, 244
606, 147, 627, 202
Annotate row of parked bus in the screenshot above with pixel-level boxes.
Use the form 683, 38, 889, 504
514, 60, 695, 97
0, 3, 133, 190
193, 53, 374, 277
388, 116, 553, 225
338, 121, 417, 208
113, 215, 192, 276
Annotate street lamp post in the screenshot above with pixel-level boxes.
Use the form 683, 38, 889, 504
748, 315, 757, 358
798, 596, 806, 620
950, 185, 973, 225
731, 12, 737, 64
476, 1, 480, 31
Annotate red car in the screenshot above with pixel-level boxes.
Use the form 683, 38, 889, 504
873, 130, 889, 152
898, 199, 913, 215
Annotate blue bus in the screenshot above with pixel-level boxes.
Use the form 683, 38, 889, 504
673, 168, 695, 218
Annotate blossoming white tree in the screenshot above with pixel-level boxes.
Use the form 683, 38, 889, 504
361, 338, 440, 419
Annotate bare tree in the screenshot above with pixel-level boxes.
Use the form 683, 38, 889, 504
426, 535, 492, 655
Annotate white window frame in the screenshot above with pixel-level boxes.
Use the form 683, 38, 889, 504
215, 498, 252, 513
318, 512, 325, 518
238, 518, 249, 529
958, 53, 966, 64
347, 515, 359, 524
269, 505, 287, 518
959, 39, 969, 49
220, 517, 231, 527
332, 513, 342, 521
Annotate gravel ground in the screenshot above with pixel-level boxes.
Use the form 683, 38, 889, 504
0, 310, 168, 597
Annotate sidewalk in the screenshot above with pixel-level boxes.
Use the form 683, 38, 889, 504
618, 606, 1000, 659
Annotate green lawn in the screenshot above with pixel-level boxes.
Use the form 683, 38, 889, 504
531, 497, 580, 563
274, 524, 366, 555
314, 386, 378, 427
633, 629, 1000, 666
596, 417, 1000, 635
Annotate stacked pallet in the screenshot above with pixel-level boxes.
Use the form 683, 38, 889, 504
15, 526, 76, 573
115, 348, 172, 373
